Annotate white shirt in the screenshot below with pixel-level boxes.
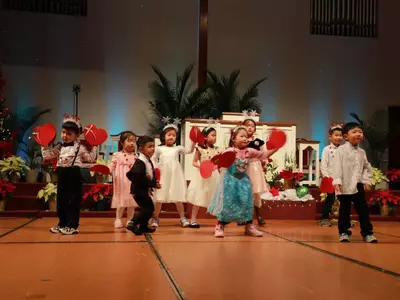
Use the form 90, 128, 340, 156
332, 142, 372, 195
320, 143, 339, 178
138, 153, 153, 180
42, 142, 97, 167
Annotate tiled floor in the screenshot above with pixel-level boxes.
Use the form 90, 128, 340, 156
1, 217, 400, 299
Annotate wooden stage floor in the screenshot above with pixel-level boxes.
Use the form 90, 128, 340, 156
1, 218, 400, 300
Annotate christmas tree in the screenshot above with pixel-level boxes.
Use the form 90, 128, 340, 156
0, 65, 15, 158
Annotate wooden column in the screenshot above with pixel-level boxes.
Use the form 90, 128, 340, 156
198, 0, 208, 88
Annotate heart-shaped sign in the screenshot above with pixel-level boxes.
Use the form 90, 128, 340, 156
320, 176, 335, 194
154, 168, 161, 181
211, 151, 236, 168
266, 128, 287, 150
189, 126, 205, 145
84, 124, 108, 146
89, 164, 110, 175
200, 160, 214, 179
32, 124, 57, 146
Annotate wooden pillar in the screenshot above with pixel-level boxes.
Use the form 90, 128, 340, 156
198, 0, 208, 88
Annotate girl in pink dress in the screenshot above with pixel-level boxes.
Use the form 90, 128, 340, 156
243, 118, 268, 226
108, 131, 138, 228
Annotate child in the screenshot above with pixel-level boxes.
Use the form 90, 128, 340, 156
42, 114, 97, 235
187, 126, 219, 228
332, 122, 378, 243
208, 126, 278, 238
108, 131, 137, 228
319, 123, 343, 227
150, 123, 195, 228
243, 118, 268, 226
126, 136, 159, 235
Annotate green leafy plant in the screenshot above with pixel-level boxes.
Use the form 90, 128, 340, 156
372, 167, 389, 186
206, 70, 266, 116
148, 64, 212, 135
0, 155, 30, 178
349, 109, 388, 168
37, 183, 57, 202
20, 141, 43, 169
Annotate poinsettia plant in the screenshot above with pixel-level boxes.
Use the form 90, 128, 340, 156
41, 157, 57, 173
369, 190, 400, 208
371, 167, 389, 186
0, 180, 16, 200
83, 184, 113, 203
386, 169, 400, 182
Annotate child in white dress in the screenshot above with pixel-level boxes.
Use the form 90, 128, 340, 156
187, 126, 220, 228
151, 123, 195, 228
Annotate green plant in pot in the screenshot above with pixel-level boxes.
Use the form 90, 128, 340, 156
21, 142, 43, 183
371, 167, 389, 190
0, 180, 16, 211
0, 155, 30, 183
37, 183, 57, 211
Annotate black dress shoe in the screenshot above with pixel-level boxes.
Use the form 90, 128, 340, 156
139, 226, 156, 233
126, 223, 143, 235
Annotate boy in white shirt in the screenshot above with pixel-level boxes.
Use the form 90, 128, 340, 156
319, 123, 343, 227
333, 122, 377, 243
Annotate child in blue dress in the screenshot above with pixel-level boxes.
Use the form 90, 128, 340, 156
208, 126, 278, 238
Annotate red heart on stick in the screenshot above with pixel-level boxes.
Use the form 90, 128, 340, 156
84, 124, 108, 146
154, 168, 161, 181
320, 177, 335, 194
211, 151, 236, 168
200, 160, 214, 179
89, 164, 110, 175
32, 124, 57, 146
266, 128, 287, 149
189, 126, 200, 142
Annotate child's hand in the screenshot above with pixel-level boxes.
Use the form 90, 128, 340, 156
334, 184, 342, 193
156, 181, 161, 189
364, 184, 372, 192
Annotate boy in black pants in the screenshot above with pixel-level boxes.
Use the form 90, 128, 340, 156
42, 114, 97, 235
126, 136, 160, 235
332, 122, 377, 243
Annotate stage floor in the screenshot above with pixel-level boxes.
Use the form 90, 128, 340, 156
0, 218, 399, 300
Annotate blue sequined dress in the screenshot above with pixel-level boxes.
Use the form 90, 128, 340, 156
208, 158, 253, 223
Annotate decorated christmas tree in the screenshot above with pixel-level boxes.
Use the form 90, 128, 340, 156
0, 65, 15, 158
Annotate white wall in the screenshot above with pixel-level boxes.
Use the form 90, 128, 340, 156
1, 0, 399, 150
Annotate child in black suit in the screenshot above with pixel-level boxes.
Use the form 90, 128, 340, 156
126, 136, 160, 235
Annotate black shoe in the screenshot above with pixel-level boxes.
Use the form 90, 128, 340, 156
255, 206, 266, 226
126, 223, 143, 236
139, 226, 156, 233
189, 222, 201, 228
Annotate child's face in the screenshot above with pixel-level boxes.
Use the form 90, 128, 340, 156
164, 129, 177, 146
233, 129, 248, 149
244, 120, 256, 137
329, 130, 343, 147
345, 127, 364, 145
140, 141, 155, 158
205, 130, 217, 146
61, 128, 77, 143
123, 135, 136, 153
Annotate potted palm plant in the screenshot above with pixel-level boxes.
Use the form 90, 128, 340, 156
0, 155, 30, 183
0, 180, 16, 211
37, 183, 57, 211
206, 69, 266, 116
21, 142, 43, 183
147, 64, 212, 137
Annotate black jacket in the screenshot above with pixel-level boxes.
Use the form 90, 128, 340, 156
126, 159, 156, 197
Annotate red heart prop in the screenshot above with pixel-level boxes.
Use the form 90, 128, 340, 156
189, 126, 200, 142
154, 168, 161, 181
211, 151, 236, 168
33, 124, 57, 146
84, 124, 108, 146
320, 176, 334, 194
200, 160, 214, 179
266, 128, 287, 149
89, 164, 110, 175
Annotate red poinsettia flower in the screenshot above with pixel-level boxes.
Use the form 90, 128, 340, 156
269, 187, 280, 197
294, 172, 304, 181
280, 170, 294, 180
386, 169, 400, 182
